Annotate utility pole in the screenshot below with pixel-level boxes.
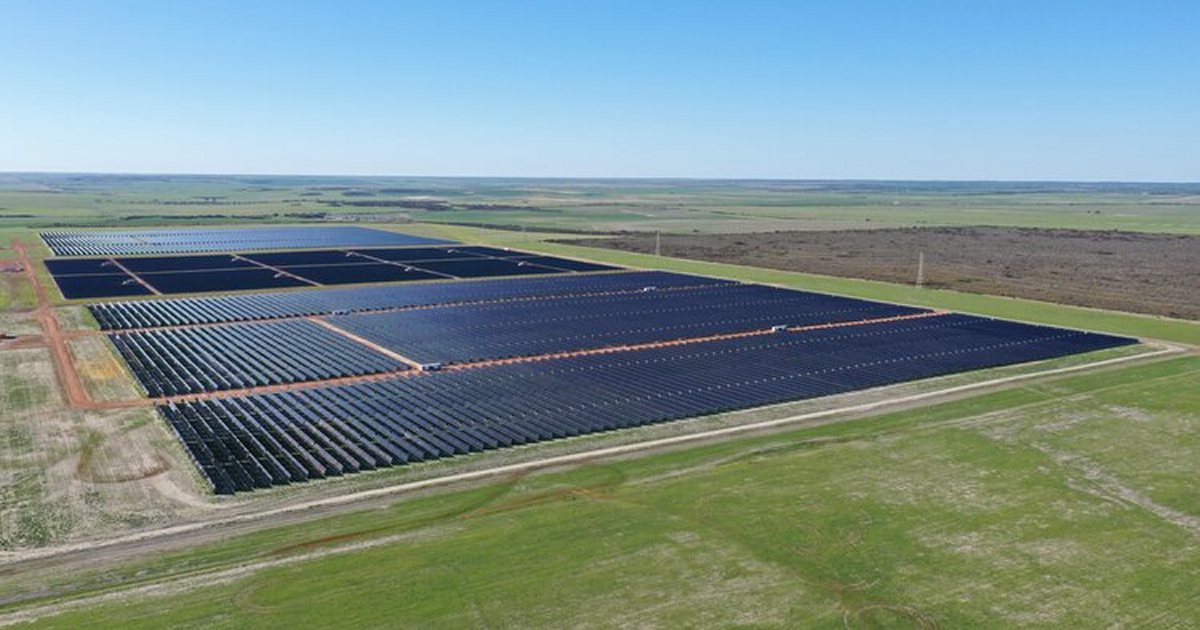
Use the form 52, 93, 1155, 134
916, 250, 925, 288
655, 230, 661, 256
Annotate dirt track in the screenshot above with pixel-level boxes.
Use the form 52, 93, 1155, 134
570, 227, 1200, 320
11, 240, 146, 410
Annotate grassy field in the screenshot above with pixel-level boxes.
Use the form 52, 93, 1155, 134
10, 355, 1198, 628
3, 175, 1199, 234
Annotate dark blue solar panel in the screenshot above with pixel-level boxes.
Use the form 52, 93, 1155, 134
351, 247, 486, 262
142, 269, 311, 294
161, 314, 1135, 493
327, 284, 926, 364
90, 272, 725, 329
54, 274, 152, 299
411, 258, 562, 278
244, 250, 365, 266
286, 263, 442, 285
510, 256, 617, 272
44, 259, 121, 275
117, 255, 258, 273
54, 247, 617, 298
445, 246, 529, 258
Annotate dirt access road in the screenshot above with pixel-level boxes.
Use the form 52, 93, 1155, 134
11, 239, 148, 411
570, 227, 1200, 320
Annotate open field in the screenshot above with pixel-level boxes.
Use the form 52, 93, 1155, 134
3, 355, 1197, 628
570, 227, 1200, 319
0, 347, 207, 551
1, 270, 35, 313
4, 175, 1200, 235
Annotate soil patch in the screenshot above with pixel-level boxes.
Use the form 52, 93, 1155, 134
566, 227, 1200, 319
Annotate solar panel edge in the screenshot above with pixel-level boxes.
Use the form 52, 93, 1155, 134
40, 227, 457, 257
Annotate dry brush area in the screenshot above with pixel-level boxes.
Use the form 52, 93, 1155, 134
571, 227, 1200, 320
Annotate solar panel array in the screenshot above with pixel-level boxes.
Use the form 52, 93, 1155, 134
111, 320, 408, 397
106, 281, 922, 395
90, 271, 723, 329
56, 233, 1137, 495
41, 226, 452, 256
327, 284, 925, 365
159, 315, 1134, 493
48, 245, 620, 299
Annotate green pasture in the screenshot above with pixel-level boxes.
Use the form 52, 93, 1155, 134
14, 356, 1200, 628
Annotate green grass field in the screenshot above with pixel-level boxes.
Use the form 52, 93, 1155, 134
13, 356, 1198, 628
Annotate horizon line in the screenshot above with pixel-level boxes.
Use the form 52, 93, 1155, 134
1, 170, 1197, 186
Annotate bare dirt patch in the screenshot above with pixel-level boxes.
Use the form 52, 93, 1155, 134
0, 346, 212, 551
569, 227, 1200, 319
68, 336, 142, 402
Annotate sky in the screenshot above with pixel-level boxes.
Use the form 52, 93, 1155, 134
1, 1, 1197, 180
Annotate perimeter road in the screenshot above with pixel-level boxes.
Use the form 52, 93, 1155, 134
10, 240, 148, 411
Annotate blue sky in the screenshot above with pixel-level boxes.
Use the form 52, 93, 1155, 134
2, 1, 1197, 180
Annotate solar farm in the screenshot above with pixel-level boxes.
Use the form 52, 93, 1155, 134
31, 226, 1137, 495
45, 243, 618, 298
3, 186, 1198, 628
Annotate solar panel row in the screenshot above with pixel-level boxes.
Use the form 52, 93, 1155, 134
108, 283, 927, 395
52, 274, 154, 299
89, 271, 727, 329
111, 320, 408, 397
41, 226, 453, 256
47, 246, 592, 276
327, 283, 927, 365
139, 268, 313, 294
49, 246, 620, 299
160, 314, 1134, 493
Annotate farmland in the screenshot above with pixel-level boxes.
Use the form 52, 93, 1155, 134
4, 174, 1200, 235
0, 177, 1197, 628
